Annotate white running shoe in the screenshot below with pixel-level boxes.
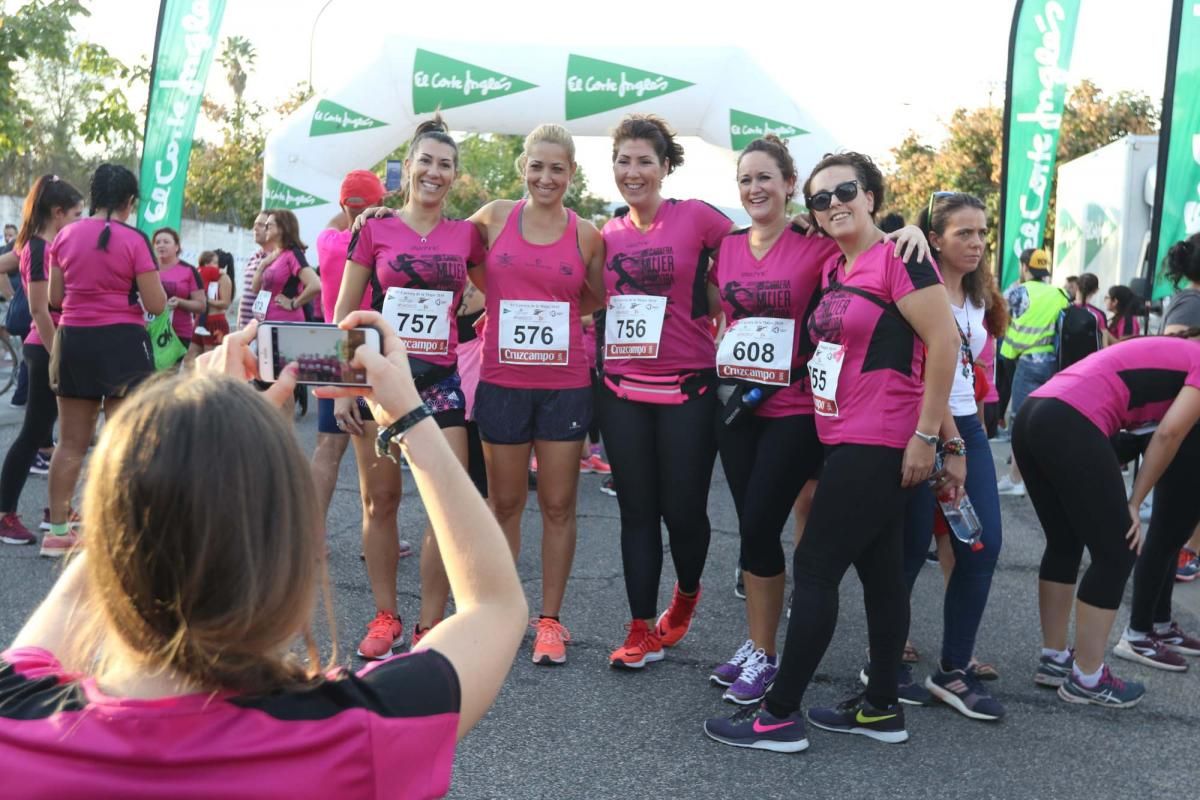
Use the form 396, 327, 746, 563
996, 476, 1026, 497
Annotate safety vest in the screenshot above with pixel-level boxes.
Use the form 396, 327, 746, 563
1000, 281, 1069, 359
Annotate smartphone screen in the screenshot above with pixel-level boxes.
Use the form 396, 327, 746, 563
258, 323, 379, 385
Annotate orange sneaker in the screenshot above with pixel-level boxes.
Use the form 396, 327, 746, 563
411, 619, 441, 649
655, 583, 701, 647
357, 610, 403, 660
531, 617, 570, 665
609, 619, 664, 669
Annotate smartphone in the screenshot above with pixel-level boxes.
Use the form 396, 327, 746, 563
256, 322, 381, 385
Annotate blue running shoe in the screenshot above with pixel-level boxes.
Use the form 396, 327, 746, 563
807, 693, 908, 744
1034, 651, 1074, 688
858, 662, 932, 706
1057, 664, 1145, 708
704, 704, 809, 753
926, 668, 1005, 721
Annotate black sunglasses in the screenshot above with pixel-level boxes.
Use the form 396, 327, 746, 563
806, 180, 859, 212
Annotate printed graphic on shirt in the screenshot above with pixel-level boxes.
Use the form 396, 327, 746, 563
384, 252, 468, 291
309, 99, 387, 137
565, 55, 694, 120
412, 49, 537, 113
808, 291, 851, 342
721, 279, 793, 321
608, 248, 675, 298
492, 251, 576, 277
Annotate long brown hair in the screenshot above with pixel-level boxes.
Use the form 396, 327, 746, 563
80, 374, 332, 694
266, 209, 306, 252
16, 174, 83, 251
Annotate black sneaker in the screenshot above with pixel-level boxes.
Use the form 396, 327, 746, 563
704, 703, 809, 753
807, 692, 908, 744
926, 668, 1005, 721
858, 662, 932, 705
29, 452, 50, 475
599, 476, 616, 497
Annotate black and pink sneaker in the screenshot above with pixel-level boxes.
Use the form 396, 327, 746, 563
704, 704, 809, 753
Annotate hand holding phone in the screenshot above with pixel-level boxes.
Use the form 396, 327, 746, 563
313, 311, 424, 429
195, 320, 297, 408
256, 322, 382, 386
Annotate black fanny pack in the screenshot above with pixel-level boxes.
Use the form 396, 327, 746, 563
409, 358, 455, 392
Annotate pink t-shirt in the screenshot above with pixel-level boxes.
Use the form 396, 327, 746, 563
806, 241, 943, 448
601, 199, 731, 376
1030, 336, 1200, 437
160, 261, 200, 339
49, 218, 158, 328
350, 216, 485, 368
259, 248, 308, 323
979, 335, 999, 403
1081, 303, 1106, 333
479, 201, 590, 390
316, 228, 371, 322
713, 225, 839, 417
0, 646, 460, 800
1108, 314, 1141, 339
19, 237, 59, 347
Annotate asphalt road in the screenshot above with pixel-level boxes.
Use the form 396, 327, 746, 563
0, 402, 1196, 800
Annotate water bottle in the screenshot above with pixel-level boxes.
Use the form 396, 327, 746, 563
929, 454, 983, 550
721, 386, 763, 428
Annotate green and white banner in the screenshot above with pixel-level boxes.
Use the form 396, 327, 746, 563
997, 0, 1082, 288
412, 49, 537, 113
1148, 1, 1200, 300
137, 0, 226, 235
565, 55, 692, 120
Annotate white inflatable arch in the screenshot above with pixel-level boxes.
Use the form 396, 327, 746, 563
263, 40, 838, 259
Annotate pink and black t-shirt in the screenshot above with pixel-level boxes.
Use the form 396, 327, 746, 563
1108, 314, 1141, 340
18, 237, 59, 348
316, 228, 371, 322
478, 200, 591, 390
601, 199, 731, 376
259, 248, 309, 323
713, 225, 839, 417
1030, 336, 1200, 437
350, 216, 485, 369
806, 240, 943, 448
159, 261, 200, 340
0, 646, 460, 800
49, 218, 158, 328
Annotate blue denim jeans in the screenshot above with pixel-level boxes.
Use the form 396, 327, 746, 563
902, 413, 1003, 670
1008, 355, 1056, 423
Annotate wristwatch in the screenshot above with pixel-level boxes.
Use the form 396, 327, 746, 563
912, 430, 939, 447
375, 404, 433, 461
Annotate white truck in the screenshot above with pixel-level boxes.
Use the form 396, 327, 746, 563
1051, 134, 1158, 303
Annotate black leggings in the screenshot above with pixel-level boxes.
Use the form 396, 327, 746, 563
717, 412, 822, 577
1129, 425, 1200, 631
600, 383, 718, 619
765, 444, 912, 714
1012, 397, 1137, 609
0, 344, 57, 512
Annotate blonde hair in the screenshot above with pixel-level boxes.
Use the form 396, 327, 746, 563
79, 373, 333, 694
516, 123, 576, 173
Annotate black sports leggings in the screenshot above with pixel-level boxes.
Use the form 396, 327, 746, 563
1129, 425, 1200, 631
717, 412, 822, 577
600, 383, 717, 619
0, 344, 57, 512
765, 444, 912, 714
1012, 397, 1137, 609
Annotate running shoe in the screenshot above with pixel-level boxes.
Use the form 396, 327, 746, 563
733, 565, 746, 600
996, 476, 1026, 497
579, 458, 593, 474
585, 452, 611, 474
703, 703, 809, 753
1057, 664, 1145, 708
723, 649, 778, 705
1113, 634, 1188, 671
599, 476, 616, 497
968, 660, 1000, 681
1177, 548, 1200, 582
807, 692, 908, 744
655, 583, 700, 646
925, 668, 1006, 720
924, 549, 939, 565
40, 508, 81, 531
711, 639, 757, 687
39, 530, 79, 558
531, 617, 570, 665
0, 513, 35, 545
1034, 651, 1074, 688
609, 619, 664, 669
858, 662, 932, 706
411, 619, 440, 650
356, 611, 403, 660
1151, 622, 1200, 656
28, 452, 50, 475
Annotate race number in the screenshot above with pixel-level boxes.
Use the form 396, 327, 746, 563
252, 290, 272, 321
716, 317, 794, 386
382, 287, 453, 356
498, 300, 570, 365
809, 340, 847, 417
207, 281, 219, 301
604, 295, 667, 359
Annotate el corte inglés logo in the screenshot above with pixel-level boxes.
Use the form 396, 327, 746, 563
729, 110, 807, 150
309, 99, 387, 137
565, 55, 693, 120
263, 176, 328, 210
412, 49, 537, 113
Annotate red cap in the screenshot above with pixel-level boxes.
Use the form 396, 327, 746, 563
339, 170, 385, 210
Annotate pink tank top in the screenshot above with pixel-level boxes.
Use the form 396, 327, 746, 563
480, 201, 590, 390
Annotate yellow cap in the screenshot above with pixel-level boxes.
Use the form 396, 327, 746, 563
1028, 249, 1050, 270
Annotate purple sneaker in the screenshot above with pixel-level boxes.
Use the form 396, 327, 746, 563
710, 639, 755, 687
723, 649, 778, 705
1152, 622, 1200, 656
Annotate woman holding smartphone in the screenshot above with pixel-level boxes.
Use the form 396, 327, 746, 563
336, 116, 486, 659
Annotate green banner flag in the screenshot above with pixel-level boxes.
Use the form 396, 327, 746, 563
136, 0, 226, 235
309, 99, 387, 137
1148, 1, 1200, 300
997, 0, 1082, 288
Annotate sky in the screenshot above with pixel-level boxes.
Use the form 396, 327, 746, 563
59, 0, 1175, 211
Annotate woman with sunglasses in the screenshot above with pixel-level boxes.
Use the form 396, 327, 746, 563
705, 152, 960, 753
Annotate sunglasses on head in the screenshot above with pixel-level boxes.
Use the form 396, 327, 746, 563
927, 190, 955, 223
806, 180, 859, 212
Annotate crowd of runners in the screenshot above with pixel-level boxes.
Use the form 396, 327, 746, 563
2, 110, 1200, 791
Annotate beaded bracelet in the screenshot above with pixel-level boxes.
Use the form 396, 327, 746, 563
942, 437, 967, 457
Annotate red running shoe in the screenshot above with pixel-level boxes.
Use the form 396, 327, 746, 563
655, 583, 701, 647
609, 619, 664, 669
357, 611, 403, 660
